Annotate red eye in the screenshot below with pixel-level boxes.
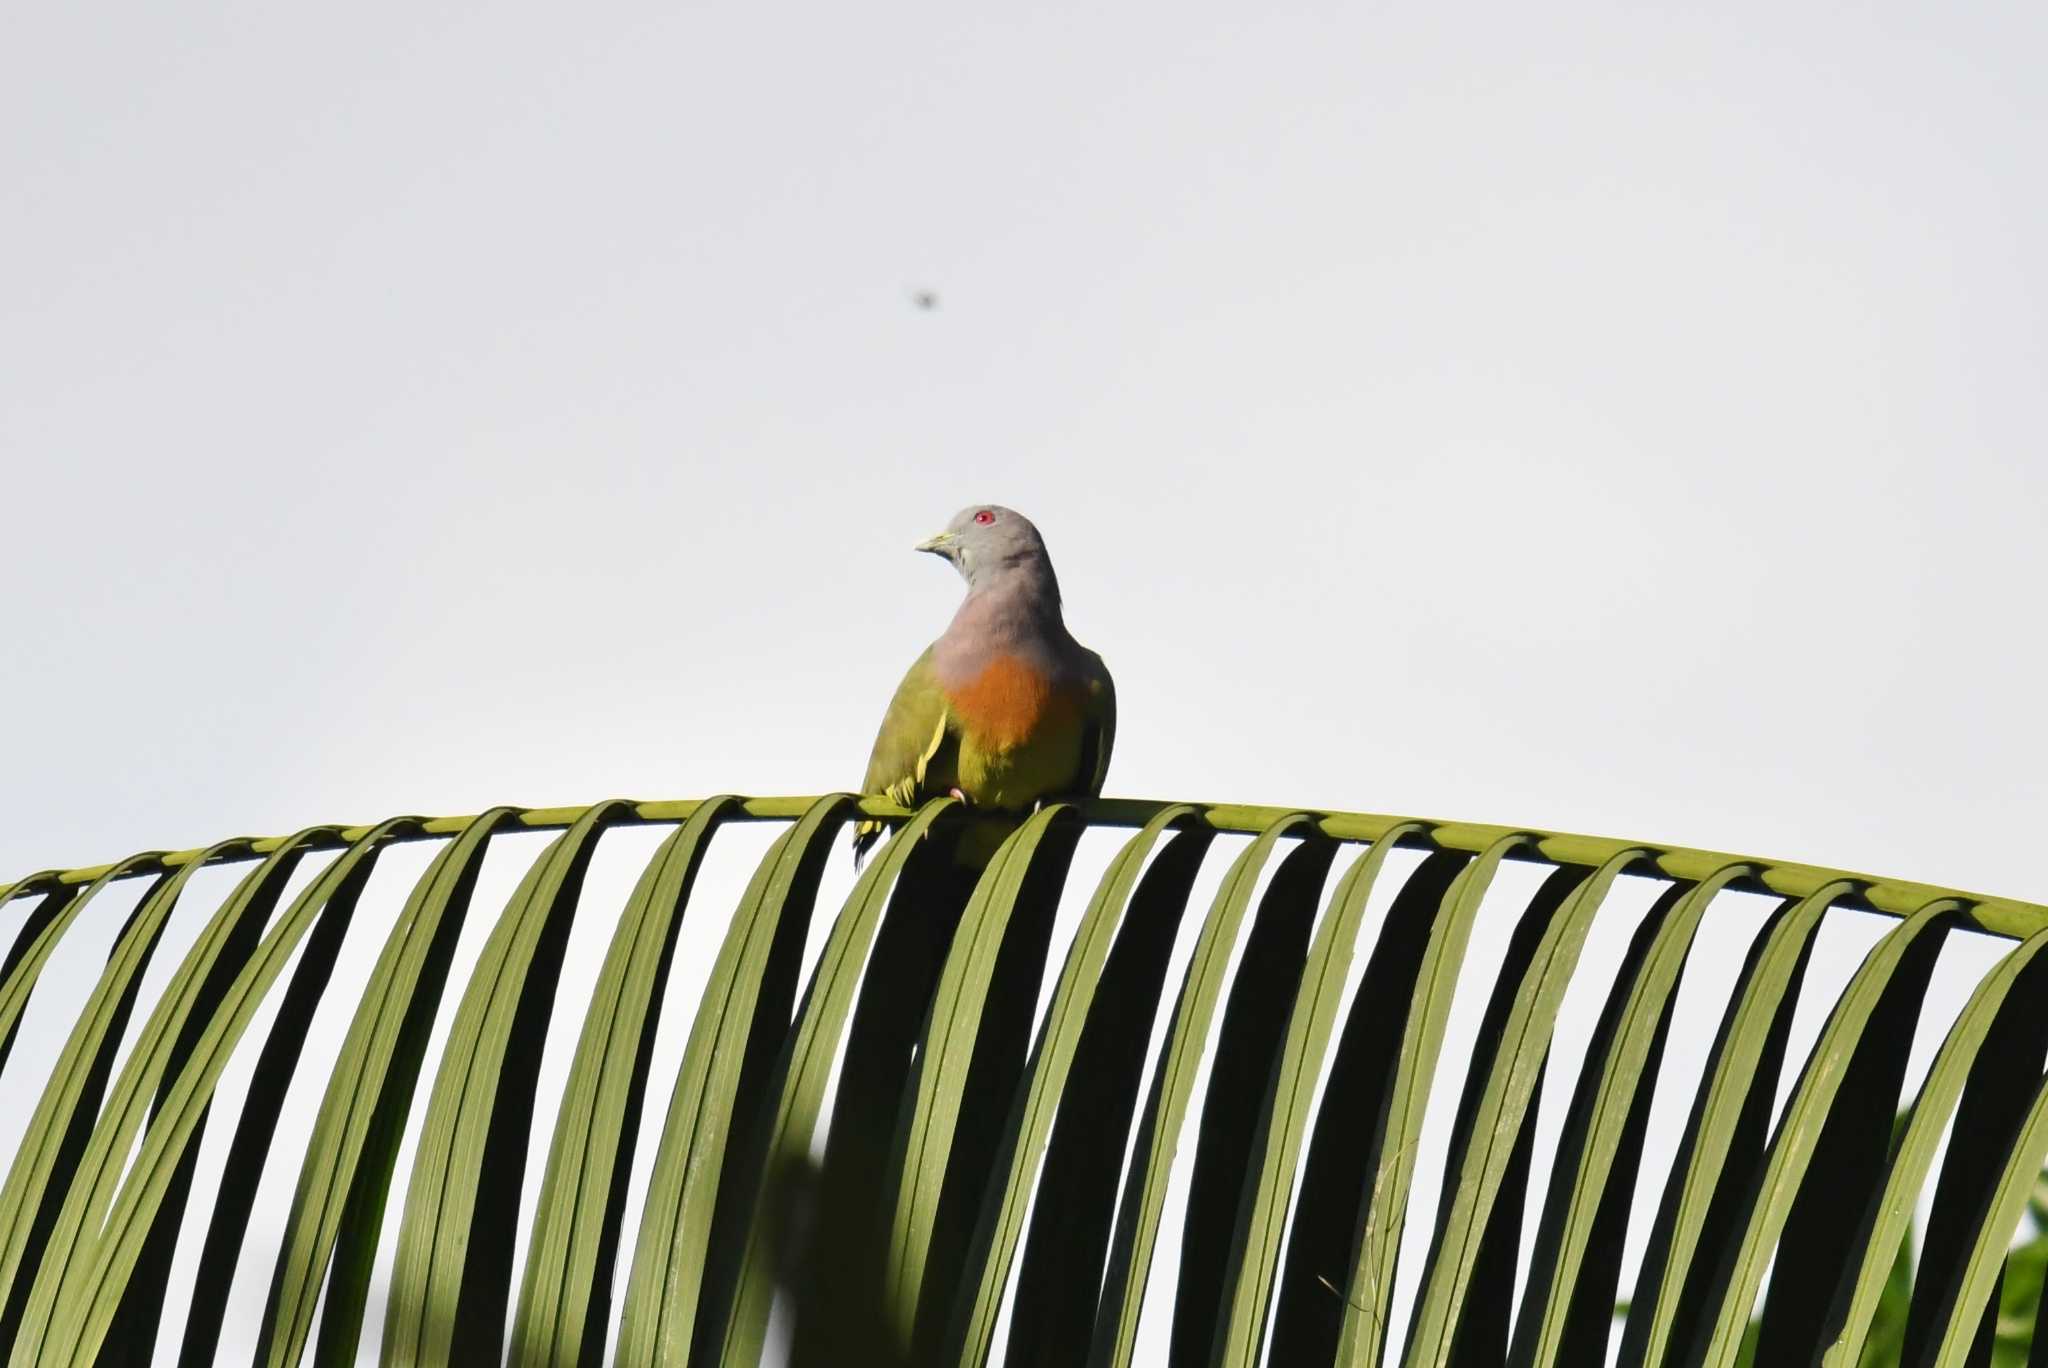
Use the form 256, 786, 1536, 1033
973, 509, 995, 525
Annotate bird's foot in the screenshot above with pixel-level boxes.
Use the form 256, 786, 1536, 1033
948, 787, 969, 803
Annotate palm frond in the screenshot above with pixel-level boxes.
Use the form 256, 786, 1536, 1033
2, 796, 2046, 1366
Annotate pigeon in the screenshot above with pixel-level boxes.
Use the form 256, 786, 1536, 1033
854, 505, 1115, 861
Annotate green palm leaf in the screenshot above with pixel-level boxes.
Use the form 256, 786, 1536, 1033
0, 795, 2044, 1366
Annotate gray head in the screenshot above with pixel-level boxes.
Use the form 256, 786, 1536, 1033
915, 504, 1060, 600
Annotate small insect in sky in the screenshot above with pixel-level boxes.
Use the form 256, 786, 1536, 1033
912, 290, 939, 310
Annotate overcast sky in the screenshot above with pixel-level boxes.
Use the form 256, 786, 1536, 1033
4, 1, 2044, 1362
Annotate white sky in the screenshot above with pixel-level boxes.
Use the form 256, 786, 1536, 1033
3, 2, 2045, 1363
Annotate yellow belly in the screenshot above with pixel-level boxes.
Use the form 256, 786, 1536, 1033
956, 713, 1087, 809
946, 655, 1089, 809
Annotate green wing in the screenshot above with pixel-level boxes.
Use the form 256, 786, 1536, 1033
854, 648, 957, 859
1077, 653, 1116, 796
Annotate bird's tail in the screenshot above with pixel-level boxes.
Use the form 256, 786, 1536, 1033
950, 815, 1016, 868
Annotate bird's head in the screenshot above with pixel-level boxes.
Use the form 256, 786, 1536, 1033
915, 505, 1056, 594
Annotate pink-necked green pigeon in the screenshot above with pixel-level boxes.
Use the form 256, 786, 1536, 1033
854, 505, 1116, 860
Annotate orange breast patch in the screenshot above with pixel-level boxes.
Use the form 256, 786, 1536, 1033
946, 654, 1081, 752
